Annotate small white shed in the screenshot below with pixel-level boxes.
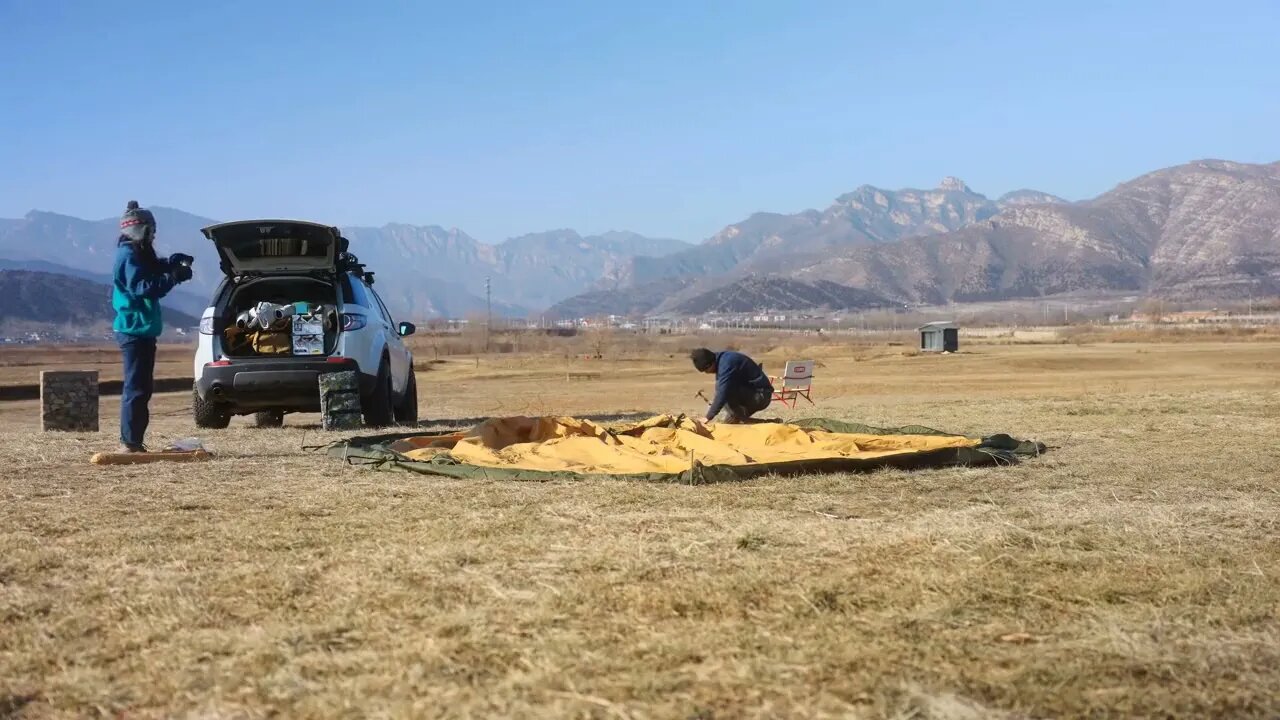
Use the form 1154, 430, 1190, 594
918, 321, 959, 353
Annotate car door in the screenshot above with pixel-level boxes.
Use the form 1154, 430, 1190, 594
368, 285, 410, 392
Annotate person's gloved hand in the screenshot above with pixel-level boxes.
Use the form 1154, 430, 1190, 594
168, 253, 195, 267
172, 263, 194, 283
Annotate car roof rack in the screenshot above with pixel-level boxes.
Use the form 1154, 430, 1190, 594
335, 236, 371, 280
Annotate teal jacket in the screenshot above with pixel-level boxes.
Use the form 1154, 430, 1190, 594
112, 238, 176, 338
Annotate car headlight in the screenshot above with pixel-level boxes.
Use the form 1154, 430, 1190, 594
199, 317, 215, 335
341, 313, 367, 331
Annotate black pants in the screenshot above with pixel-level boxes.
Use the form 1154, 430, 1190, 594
722, 386, 772, 422
117, 333, 157, 448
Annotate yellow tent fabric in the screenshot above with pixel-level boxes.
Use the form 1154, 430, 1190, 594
392, 415, 982, 475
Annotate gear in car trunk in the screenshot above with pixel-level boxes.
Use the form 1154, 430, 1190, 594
219, 276, 341, 358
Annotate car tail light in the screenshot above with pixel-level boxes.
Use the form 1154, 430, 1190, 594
325, 357, 353, 364
206, 360, 232, 367
199, 317, 215, 335
340, 313, 367, 331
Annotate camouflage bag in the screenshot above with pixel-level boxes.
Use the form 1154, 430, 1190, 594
319, 371, 362, 431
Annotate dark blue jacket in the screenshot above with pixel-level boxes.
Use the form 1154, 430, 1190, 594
706, 350, 773, 420
112, 239, 176, 337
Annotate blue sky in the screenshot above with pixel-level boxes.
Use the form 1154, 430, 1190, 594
1, 0, 1278, 242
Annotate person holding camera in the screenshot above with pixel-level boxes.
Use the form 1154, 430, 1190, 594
112, 200, 194, 452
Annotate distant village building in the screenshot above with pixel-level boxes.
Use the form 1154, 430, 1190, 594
918, 321, 959, 353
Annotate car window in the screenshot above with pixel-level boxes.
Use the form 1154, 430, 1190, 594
345, 274, 374, 308
370, 287, 395, 326
339, 275, 357, 304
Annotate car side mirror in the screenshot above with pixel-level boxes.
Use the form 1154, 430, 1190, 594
398, 322, 416, 337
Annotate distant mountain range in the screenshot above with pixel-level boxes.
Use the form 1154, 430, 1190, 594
0, 270, 199, 329
793, 160, 1280, 305
0, 209, 689, 319
597, 176, 1051, 290
551, 159, 1280, 317
338, 226, 689, 315
674, 278, 893, 315
5, 158, 1277, 323
0, 258, 209, 318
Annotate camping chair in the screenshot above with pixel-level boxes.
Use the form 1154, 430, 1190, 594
771, 359, 815, 409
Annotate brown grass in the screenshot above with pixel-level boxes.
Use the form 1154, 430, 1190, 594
1056, 323, 1280, 344
2, 340, 1280, 718
0, 344, 194, 386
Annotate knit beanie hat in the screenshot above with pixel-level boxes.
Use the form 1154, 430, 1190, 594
120, 200, 156, 244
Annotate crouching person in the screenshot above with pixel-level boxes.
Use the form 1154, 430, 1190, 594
690, 347, 774, 424
112, 201, 194, 452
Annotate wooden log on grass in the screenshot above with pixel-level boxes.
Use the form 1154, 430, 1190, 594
90, 449, 213, 465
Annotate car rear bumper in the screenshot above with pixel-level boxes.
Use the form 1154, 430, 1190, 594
196, 358, 375, 412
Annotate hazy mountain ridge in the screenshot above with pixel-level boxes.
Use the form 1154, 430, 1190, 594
606, 177, 1024, 290
553, 159, 1280, 315
9, 158, 1277, 322
0, 207, 237, 307
0, 210, 690, 320
997, 189, 1071, 206
544, 276, 700, 320
0, 270, 199, 328
672, 277, 892, 315
790, 159, 1280, 304
0, 258, 208, 317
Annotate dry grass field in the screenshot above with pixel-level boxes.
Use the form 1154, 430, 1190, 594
0, 344, 194, 386
2, 335, 1279, 719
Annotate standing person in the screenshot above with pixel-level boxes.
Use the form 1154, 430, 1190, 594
690, 347, 774, 424
112, 201, 194, 452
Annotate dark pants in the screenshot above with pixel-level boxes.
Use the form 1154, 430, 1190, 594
117, 333, 157, 448
723, 386, 773, 422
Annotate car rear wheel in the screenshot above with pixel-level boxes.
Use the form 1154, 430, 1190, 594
254, 410, 285, 428
192, 384, 231, 429
362, 359, 395, 427
394, 371, 418, 424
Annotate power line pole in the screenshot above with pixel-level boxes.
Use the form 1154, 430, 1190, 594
485, 276, 491, 353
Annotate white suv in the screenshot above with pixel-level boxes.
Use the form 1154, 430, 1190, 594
192, 220, 417, 428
